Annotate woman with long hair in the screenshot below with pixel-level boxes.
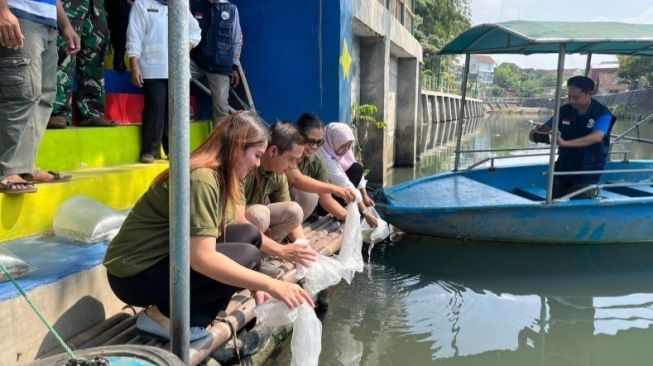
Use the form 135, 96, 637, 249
104, 111, 314, 341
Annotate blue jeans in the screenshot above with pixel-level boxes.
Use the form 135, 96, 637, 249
0, 18, 58, 179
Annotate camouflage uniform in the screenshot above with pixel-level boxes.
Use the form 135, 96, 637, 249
52, 0, 109, 123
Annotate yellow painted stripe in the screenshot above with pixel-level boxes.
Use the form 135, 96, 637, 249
36, 121, 213, 172
2, 121, 213, 242
0, 162, 169, 243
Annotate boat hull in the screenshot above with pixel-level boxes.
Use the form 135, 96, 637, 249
376, 161, 653, 244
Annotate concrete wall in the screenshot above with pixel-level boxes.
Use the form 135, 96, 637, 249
349, 0, 422, 183
1, 267, 126, 365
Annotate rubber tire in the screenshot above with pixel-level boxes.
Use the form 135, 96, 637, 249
29, 345, 185, 366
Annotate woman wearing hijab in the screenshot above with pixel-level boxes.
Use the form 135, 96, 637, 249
316, 122, 378, 228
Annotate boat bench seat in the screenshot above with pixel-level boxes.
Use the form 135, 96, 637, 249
514, 186, 631, 200
604, 183, 653, 198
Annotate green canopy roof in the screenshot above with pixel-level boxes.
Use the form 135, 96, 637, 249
438, 21, 653, 56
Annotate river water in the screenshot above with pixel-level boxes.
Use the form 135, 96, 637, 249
266, 113, 653, 366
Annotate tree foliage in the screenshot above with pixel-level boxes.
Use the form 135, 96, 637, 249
617, 56, 653, 88
414, 0, 471, 79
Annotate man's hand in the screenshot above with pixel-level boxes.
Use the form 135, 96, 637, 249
130, 65, 143, 87
230, 69, 240, 87
60, 24, 80, 55
0, 9, 24, 49
280, 243, 317, 266
332, 186, 356, 203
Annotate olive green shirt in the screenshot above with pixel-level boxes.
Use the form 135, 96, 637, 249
104, 168, 234, 278
242, 167, 291, 205
296, 154, 328, 183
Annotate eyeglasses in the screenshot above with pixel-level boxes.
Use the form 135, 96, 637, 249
306, 138, 323, 147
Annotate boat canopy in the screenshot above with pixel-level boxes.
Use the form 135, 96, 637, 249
438, 21, 653, 56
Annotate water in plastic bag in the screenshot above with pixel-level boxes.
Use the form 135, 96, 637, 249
0, 247, 36, 282
336, 203, 364, 284
301, 254, 343, 297
53, 196, 128, 244
361, 206, 390, 245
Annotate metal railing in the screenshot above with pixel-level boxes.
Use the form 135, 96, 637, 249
460, 147, 631, 171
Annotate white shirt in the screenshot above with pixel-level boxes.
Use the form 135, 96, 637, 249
316, 148, 366, 203
126, 0, 202, 79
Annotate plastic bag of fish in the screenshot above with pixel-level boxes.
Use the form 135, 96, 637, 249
0, 246, 35, 282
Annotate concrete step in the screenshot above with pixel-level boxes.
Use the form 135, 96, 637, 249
1, 121, 212, 242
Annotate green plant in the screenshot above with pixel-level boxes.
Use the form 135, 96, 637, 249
351, 103, 386, 164
351, 103, 387, 130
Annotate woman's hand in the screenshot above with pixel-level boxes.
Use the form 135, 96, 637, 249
280, 243, 317, 266
362, 210, 378, 228
253, 290, 273, 305
332, 186, 356, 203
362, 195, 375, 208
267, 280, 315, 309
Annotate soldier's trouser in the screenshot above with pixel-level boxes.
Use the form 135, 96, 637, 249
0, 19, 58, 179
52, 11, 109, 122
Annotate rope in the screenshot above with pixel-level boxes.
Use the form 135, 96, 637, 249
0, 260, 79, 361
213, 316, 242, 363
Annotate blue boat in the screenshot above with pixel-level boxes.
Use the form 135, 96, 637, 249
376, 21, 653, 244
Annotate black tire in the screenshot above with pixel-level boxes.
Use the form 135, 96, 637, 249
29, 345, 184, 366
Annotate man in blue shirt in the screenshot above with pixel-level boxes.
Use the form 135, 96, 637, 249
529, 76, 616, 199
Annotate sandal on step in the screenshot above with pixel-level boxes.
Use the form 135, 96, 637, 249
21, 171, 72, 183
0, 178, 37, 194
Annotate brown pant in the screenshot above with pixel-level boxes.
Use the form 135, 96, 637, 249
245, 202, 303, 242
290, 188, 319, 222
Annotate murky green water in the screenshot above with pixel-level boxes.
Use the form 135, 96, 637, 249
266, 113, 653, 366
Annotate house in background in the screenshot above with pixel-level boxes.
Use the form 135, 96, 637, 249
589, 61, 630, 94
470, 54, 495, 84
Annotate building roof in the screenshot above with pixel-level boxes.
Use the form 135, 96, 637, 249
471, 54, 495, 64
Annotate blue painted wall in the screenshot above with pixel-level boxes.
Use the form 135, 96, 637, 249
232, 0, 346, 124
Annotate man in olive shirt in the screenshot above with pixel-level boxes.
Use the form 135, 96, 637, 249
240, 123, 307, 243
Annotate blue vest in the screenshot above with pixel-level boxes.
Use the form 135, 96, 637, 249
190, 0, 236, 75
555, 100, 616, 183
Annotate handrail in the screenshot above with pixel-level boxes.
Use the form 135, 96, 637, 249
612, 112, 653, 143
465, 150, 630, 170
457, 147, 550, 154
550, 167, 653, 177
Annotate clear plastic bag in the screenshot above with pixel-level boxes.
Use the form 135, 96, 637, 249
290, 303, 322, 366
253, 299, 298, 328
53, 196, 128, 244
0, 246, 35, 282
293, 239, 342, 297
253, 300, 322, 366
361, 206, 391, 245
336, 203, 364, 284
301, 254, 343, 297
